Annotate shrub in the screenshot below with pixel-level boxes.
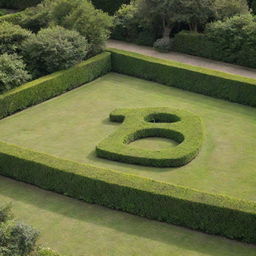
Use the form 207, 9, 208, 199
0, 204, 13, 223
1, 140, 256, 244
153, 38, 173, 52
9, 223, 39, 256
206, 14, 256, 67
0, 54, 31, 93
22, 26, 89, 77
0, 52, 111, 119
0, 9, 7, 16
96, 108, 203, 167
50, 0, 113, 55
109, 48, 256, 107
0, 22, 31, 54
112, 2, 159, 46
173, 31, 217, 59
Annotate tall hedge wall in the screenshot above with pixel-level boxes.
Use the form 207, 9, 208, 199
109, 48, 256, 107
0, 141, 256, 243
173, 31, 256, 69
0, 52, 111, 119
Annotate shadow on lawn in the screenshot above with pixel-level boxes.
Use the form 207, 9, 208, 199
0, 175, 255, 256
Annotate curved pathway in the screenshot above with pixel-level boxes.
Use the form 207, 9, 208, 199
107, 40, 256, 79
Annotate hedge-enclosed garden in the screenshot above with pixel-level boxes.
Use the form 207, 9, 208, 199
0, 1, 256, 256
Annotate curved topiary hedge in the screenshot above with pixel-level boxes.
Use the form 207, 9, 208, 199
0, 52, 111, 119
108, 48, 256, 107
96, 108, 203, 167
0, 141, 256, 244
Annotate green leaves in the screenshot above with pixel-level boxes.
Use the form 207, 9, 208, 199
96, 108, 203, 167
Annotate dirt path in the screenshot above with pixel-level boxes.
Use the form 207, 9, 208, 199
107, 40, 256, 79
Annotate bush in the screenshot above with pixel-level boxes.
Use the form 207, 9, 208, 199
1, 138, 256, 244
173, 30, 217, 58
112, 2, 159, 46
9, 223, 39, 256
0, 52, 111, 119
0, 54, 31, 93
109, 48, 256, 107
50, 0, 113, 55
22, 26, 89, 77
16, 0, 113, 54
173, 15, 256, 69
0, 204, 13, 223
206, 14, 256, 68
96, 108, 203, 167
153, 38, 173, 52
0, 22, 31, 54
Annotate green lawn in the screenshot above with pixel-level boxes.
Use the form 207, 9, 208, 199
0, 176, 255, 256
0, 73, 255, 201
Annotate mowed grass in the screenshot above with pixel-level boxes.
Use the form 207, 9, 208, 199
0, 73, 256, 201
1, 176, 256, 256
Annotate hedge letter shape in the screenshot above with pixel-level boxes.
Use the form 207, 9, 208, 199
96, 108, 203, 167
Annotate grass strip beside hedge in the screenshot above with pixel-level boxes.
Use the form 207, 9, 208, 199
108, 48, 256, 107
0, 52, 111, 119
0, 141, 256, 243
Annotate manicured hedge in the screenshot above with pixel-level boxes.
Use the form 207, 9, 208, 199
173, 31, 256, 69
96, 107, 203, 167
0, 0, 42, 9
0, 52, 111, 119
109, 48, 256, 107
0, 141, 256, 243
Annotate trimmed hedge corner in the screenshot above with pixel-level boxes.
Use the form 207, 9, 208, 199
108, 48, 256, 107
0, 52, 111, 119
96, 107, 203, 167
0, 141, 256, 243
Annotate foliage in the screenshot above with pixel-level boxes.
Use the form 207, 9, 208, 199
1, 135, 256, 244
35, 248, 61, 256
0, 204, 13, 223
91, 0, 130, 14
21, 26, 89, 77
214, 0, 249, 20
50, 0, 113, 55
0, 52, 111, 119
16, 0, 113, 55
153, 38, 173, 52
0, 54, 31, 93
96, 108, 203, 167
206, 14, 256, 67
112, 2, 157, 46
109, 48, 256, 107
0, 9, 7, 16
0, 22, 31, 54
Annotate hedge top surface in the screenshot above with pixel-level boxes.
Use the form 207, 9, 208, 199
96, 107, 203, 167
1, 140, 256, 215
108, 48, 256, 85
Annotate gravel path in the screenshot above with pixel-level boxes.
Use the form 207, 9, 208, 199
107, 40, 256, 79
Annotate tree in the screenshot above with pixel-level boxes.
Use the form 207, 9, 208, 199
136, 0, 181, 38
214, 0, 249, 20
177, 0, 216, 32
